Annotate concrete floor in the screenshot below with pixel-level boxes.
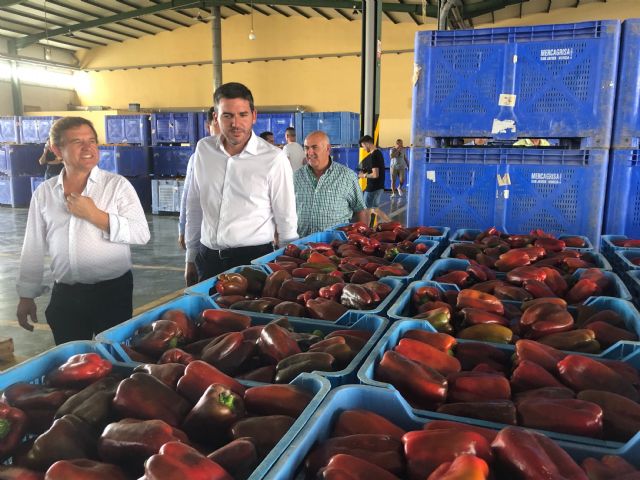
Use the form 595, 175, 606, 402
0, 191, 406, 364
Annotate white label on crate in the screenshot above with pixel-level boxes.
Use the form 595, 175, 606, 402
531, 172, 562, 184
498, 94, 516, 107
540, 48, 573, 62
504, 189, 510, 199
491, 119, 516, 134
426, 170, 436, 182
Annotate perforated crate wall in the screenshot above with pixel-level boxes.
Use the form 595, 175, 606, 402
604, 149, 640, 237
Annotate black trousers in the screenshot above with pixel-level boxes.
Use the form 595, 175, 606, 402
195, 242, 274, 283
46, 270, 133, 345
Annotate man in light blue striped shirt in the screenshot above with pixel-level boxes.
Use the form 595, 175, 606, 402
293, 131, 368, 237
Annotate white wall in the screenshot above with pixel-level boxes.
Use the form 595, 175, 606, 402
0, 82, 13, 115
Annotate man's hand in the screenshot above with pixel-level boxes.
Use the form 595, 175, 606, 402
17, 297, 38, 332
66, 193, 110, 232
178, 234, 186, 250
185, 262, 198, 287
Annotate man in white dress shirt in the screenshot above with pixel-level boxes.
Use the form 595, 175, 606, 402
184, 82, 298, 285
16, 117, 150, 344
283, 127, 305, 172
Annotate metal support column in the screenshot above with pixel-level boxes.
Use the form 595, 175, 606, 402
211, 5, 223, 92
8, 40, 23, 115
360, 0, 381, 141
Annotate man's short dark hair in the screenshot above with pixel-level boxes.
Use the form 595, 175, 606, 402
259, 131, 274, 140
50, 117, 98, 146
285, 127, 296, 135
213, 82, 255, 111
206, 106, 215, 123
359, 135, 374, 145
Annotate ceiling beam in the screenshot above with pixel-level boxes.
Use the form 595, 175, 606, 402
384, 11, 398, 24
288, 5, 310, 18
311, 6, 331, 19
333, 8, 353, 20
266, 5, 291, 16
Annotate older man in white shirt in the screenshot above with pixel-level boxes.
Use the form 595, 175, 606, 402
16, 117, 150, 344
184, 82, 298, 285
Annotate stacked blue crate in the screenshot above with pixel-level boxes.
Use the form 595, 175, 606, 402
19, 116, 60, 143
300, 112, 360, 146
0, 144, 46, 207
409, 20, 621, 246
605, 19, 640, 237
104, 114, 150, 146
0, 116, 20, 143
150, 112, 198, 145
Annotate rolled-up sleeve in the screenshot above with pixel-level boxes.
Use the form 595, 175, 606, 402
107, 178, 150, 245
16, 193, 48, 298
270, 152, 298, 245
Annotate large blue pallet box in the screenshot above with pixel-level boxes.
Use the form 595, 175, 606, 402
356, 318, 640, 450
151, 177, 184, 214
0, 340, 330, 480
612, 19, 640, 148
150, 112, 198, 145
19, 116, 60, 144
0, 144, 47, 177
450, 227, 594, 251
263, 384, 640, 479
300, 112, 360, 146
0, 116, 20, 143
151, 145, 193, 177
96, 294, 388, 387
98, 145, 151, 177
603, 149, 640, 237
195, 111, 209, 142
330, 146, 360, 170
30, 176, 44, 194
0, 175, 33, 207
411, 20, 620, 148
126, 175, 151, 212
614, 251, 640, 289
104, 114, 150, 145
270, 113, 297, 144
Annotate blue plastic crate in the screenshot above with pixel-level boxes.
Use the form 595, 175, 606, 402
450, 228, 594, 250
30, 176, 44, 194
105, 114, 150, 145
356, 318, 640, 450
300, 112, 359, 146
125, 175, 151, 212
151, 177, 183, 214
150, 112, 198, 145
19, 116, 60, 144
270, 113, 297, 145
264, 384, 640, 479
0, 116, 20, 143
603, 149, 640, 237
615, 250, 640, 283
331, 146, 360, 170
0, 175, 32, 207
412, 20, 620, 147
96, 294, 387, 387
0, 144, 47, 177
612, 19, 640, 148
99, 145, 151, 176
151, 145, 193, 177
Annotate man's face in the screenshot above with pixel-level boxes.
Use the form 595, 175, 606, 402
214, 97, 256, 147
264, 134, 275, 145
304, 133, 331, 171
360, 142, 372, 153
52, 124, 99, 172
396, 140, 403, 148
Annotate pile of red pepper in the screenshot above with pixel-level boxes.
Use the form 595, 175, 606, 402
450, 226, 603, 273
1, 351, 317, 479
373, 329, 640, 443
210, 266, 395, 321
300, 407, 639, 479
434, 262, 618, 304
407, 283, 637, 351
123, 309, 374, 383
611, 238, 640, 248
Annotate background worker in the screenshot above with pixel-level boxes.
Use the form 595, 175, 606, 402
38, 140, 64, 179
184, 82, 298, 285
389, 138, 409, 198
294, 130, 367, 236
16, 117, 150, 344
283, 126, 305, 172
358, 135, 386, 208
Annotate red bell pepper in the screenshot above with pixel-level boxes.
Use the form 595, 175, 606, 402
422, 420, 497, 444
581, 455, 639, 480
436, 400, 517, 425
284, 243, 302, 258
200, 332, 254, 375
278, 279, 314, 301
306, 298, 348, 321
456, 289, 504, 315
98, 418, 188, 468
161, 309, 196, 342
207, 438, 259, 480
0, 402, 27, 462
514, 339, 566, 372
45, 353, 112, 389
198, 309, 251, 338
434, 270, 470, 288
134, 363, 185, 389
215, 273, 249, 296
256, 322, 302, 363
514, 386, 575, 405
538, 329, 600, 353
274, 351, 335, 384
586, 321, 638, 348
158, 348, 194, 366
492, 284, 533, 301
455, 342, 509, 373
317, 453, 401, 480
229, 415, 295, 458
494, 249, 531, 272
517, 398, 603, 438
244, 384, 312, 418
446, 371, 511, 403
54, 376, 119, 431
491, 426, 588, 480
45, 459, 128, 480
519, 303, 574, 339
577, 390, 640, 442
331, 410, 406, 441
402, 330, 456, 353
510, 360, 566, 392
131, 319, 184, 359
375, 351, 447, 409
459, 308, 510, 327
0, 466, 44, 479
113, 372, 191, 427
176, 360, 245, 403
565, 278, 600, 304
402, 429, 493, 480
144, 441, 232, 480
557, 355, 639, 401
426, 454, 489, 480
394, 338, 461, 377
413, 307, 454, 334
